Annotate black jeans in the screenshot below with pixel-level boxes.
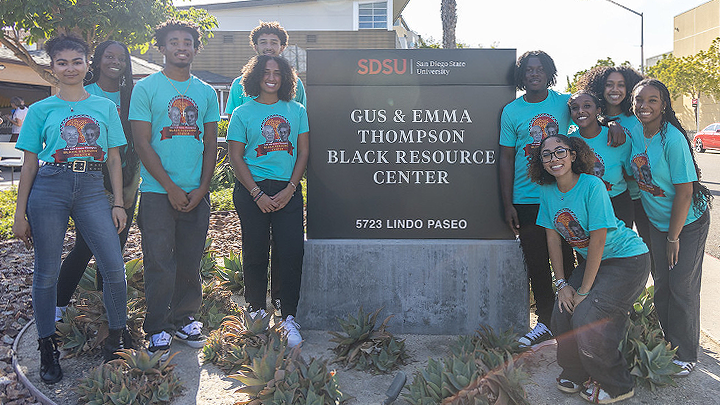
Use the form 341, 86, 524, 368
56, 193, 137, 307
138, 192, 210, 335
650, 209, 709, 362
552, 253, 650, 396
233, 179, 304, 318
515, 204, 575, 326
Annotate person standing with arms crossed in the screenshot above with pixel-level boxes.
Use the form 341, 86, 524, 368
226, 21, 306, 316
129, 19, 219, 358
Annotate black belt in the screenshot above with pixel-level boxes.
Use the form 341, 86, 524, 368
45, 161, 104, 172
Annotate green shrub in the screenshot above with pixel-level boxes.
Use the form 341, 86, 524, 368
0, 187, 17, 240
210, 187, 234, 211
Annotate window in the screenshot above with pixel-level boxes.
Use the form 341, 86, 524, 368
358, 1, 387, 29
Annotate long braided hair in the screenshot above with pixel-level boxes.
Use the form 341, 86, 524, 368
632, 78, 712, 214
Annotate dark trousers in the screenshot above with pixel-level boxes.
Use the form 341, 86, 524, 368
138, 192, 210, 335
611, 190, 634, 229
649, 209, 709, 362
515, 204, 575, 326
632, 198, 655, 278
56, 193, 137, 307
552, 253, 650, 396
233, 180, 304, 317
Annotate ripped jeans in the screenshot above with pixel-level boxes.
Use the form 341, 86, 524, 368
551, 253, 650, 396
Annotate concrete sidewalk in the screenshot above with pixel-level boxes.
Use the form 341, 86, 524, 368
0, 166, 20, 190
700, 252, 720, 344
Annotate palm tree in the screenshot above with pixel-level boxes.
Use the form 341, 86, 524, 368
441, 0, 457, 49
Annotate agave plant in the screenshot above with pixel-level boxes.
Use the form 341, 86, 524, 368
214, 251, 244, 292
76, 349, 183, 404
329, 307, 409, 374
200, 237, 218, 280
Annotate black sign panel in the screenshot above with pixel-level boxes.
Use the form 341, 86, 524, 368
306, 49, 517, 239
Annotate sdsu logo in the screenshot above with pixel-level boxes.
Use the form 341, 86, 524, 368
357, 58, 408, 75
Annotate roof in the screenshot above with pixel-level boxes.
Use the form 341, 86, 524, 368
0, 47, 161, 77
191, 70, 234, 85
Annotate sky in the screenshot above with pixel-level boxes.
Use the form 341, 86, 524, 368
177, 0, 710, 91
401, 0, 709, 90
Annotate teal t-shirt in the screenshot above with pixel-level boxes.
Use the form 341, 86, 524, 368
630, 124, 704, 232
499, 90, 572, 204
569, 126, 632, 197
85, 82, 120, 113
537, 174, 648, 260
16, 95, 126, 163
611, 113, 643, 200
128, 72, 220, 193
227, 99, 308, 182
225, 75, 306, 115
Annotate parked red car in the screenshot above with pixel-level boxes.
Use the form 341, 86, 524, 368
693, 123, 720, 153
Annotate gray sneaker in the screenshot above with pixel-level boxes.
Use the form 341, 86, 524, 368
175, 318, 206, 348
147, 331, 172, 361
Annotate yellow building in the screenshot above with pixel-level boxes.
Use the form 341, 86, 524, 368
673, 0, 720, 132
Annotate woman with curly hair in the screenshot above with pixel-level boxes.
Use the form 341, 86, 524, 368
568, 91, 634, 227
227, 55, 309, 347
630, 78, 711, 377
530, 134, 649, 403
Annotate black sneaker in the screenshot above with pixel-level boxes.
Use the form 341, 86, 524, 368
147, 331, 172, 361
556, 378, 582, 393
175, 318, 206, 348
518, 322, 553, 347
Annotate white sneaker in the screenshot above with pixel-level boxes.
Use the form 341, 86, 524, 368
518, 322, 553, 347
281, 315, 302, 348
147, 331, 172, 361
249, 308, 267, 320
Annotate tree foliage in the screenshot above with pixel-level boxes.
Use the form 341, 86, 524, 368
646, 38, 720, 101
0, 0, 217, 85
566, 57, 633, 93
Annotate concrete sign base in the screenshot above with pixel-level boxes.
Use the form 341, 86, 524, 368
297, 239, 528, 335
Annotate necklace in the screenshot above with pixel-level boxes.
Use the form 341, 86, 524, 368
96, 83, 120, 108
58, 90, 89, 112
162, 71, 192, 97
643, 134, 654, 154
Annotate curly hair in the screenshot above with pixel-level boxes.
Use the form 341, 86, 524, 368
528, 135, 595, 185
514, 50, 557, 91
568, 90, 604, 127
45, 35, 89, 63
241, 55, 296, 102
249, 21, 288, 47
577, 66, 643, 116
154, 19, 202, 50
632, 78, 712, 213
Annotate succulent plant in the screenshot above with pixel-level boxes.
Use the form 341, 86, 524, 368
76, 349, 183, 404
329, 307, 409, 374
200, 237, 218, 280
213, 251, 244, 292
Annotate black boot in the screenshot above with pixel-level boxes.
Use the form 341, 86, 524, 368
103, 328, 123, 362
37, 335, 62, 384
122, 327, 135, 350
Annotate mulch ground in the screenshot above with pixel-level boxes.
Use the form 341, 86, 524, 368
0, 211, 241, 404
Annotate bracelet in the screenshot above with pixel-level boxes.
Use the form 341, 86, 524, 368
576, 290, 590, 296
557, 283, 568, 291
289, 181, 297, 190
249, 186, 260, 197
667, 236, 680, 243
554, 278, 566, 288
112, 205, 124, 209
253, 191, 264, 202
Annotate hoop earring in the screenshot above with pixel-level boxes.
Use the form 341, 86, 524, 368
85, 70, 94, 82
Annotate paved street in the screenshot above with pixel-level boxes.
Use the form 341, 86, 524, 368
696, 150, 720, 259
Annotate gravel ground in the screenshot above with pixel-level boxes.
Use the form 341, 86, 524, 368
3, 211, 720, 404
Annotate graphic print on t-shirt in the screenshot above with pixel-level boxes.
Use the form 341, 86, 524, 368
160, 96, 201, 140
52, 115, 105, 162
592, 152, 613, 191
524, 113, 559, 158
254, 114, 295, 157
631, 153, 665, 197
554, 208, 590, 248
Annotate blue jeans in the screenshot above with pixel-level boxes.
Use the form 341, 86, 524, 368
27, 165, 127, 338
137, 192, 210, 335
551, 253, 650, 396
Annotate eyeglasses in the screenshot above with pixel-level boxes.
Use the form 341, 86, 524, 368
541, 147, 570, 163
